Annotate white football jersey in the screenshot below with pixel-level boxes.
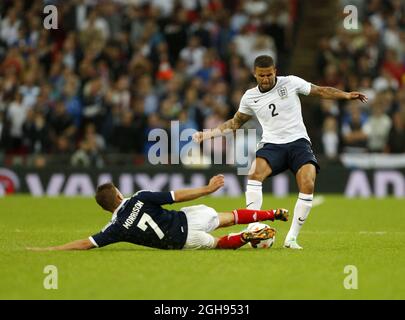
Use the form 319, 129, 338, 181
238, 76, 312, 144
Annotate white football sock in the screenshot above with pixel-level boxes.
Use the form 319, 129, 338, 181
286, 193, 313, 240
245, 180, 263, 210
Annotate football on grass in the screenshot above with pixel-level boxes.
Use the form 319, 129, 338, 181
247, 223, 275, 249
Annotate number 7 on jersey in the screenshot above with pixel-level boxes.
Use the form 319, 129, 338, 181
137, 213, 165, 239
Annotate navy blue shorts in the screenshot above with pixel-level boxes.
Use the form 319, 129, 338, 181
256, 138, 320, 177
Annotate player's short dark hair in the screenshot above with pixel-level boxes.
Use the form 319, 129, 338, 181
254, 55, 275, 69
95, 182, 117, 212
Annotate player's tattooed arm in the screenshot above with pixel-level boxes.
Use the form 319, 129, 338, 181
309, 84, 368, 103
174, 175, 225, 202
27, 238, 96, 251
192, 112, 252, 143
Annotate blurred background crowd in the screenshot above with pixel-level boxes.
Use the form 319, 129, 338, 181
0, 0, 404, 168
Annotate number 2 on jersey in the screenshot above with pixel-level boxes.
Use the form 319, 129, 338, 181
137, 213, 165, 239
269, 104, 279, 117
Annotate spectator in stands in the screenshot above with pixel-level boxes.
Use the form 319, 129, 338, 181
322, 116, 339, 160
341, 102, 368, 153
180, 35, 207, 77
182, 87, 204, 130
79, 7, 110, 42
70, 138, 103, 168
81, 77, 106, 132
195, 50, 222, 86
111, 110, 138, 154
363, 97, 392, 152
386, 111, 405, 153
0, 8, 21, 46
245, 34, 277, 70
382, 49, 405, 87
49, 100, 77, 154
6, 91, 27, 152
22, 109, 49, 154
62, 77, 82, 128
71, 123, 104, 168
136, 74, 159, 115
19, 71, 40, 109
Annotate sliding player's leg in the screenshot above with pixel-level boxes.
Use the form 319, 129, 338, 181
209, 208, 286, 249
215, 225, 276, 249
182, 226, 276, 250
216, 208, 288, 228
181, 205, 282, 250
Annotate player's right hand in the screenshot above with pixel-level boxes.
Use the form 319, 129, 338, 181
192, 131, 204, 144
347, 92, 368, 103
207, 175, 225, 193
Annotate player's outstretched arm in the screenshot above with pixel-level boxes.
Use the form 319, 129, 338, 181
173, 175, 224, 202
27, 238, 96, 251
309, 84, 368, 103
192, 112, 252, 143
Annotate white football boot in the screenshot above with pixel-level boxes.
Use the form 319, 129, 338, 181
283, 236, 303, 250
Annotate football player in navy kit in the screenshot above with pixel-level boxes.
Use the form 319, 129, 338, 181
27, 175, 289, 251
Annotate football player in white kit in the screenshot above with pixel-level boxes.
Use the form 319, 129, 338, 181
193, 55, 367, 249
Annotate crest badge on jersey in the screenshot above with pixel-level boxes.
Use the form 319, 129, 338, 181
278, 86, 288, 99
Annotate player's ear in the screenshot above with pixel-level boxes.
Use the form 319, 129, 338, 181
116, 188, 124, 201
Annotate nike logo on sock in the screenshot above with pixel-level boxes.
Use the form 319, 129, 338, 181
247, 202, 254, 208
298, 217, 306, 224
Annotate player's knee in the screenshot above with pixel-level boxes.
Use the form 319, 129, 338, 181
300, 179, 315, 194
248, 172, 266, 182
212, 238, 219, 249
218, 212, 235, 227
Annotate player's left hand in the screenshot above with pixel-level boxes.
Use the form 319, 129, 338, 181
347, 92, 368, 103
207, 174, 225, 193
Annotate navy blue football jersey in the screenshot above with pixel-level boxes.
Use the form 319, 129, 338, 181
90, 191, 188, 250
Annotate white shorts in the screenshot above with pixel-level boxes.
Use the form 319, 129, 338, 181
181, 205, 220, 250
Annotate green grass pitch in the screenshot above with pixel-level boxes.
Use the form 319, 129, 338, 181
1, 195, 404, 300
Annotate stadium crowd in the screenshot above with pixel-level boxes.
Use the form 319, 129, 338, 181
316, 0, 405, 159
0, 0, 404, 168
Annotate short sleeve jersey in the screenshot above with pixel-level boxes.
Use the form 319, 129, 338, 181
238, 76, 312, 144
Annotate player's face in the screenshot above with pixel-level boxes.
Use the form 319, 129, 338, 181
254, 66, 277, 92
